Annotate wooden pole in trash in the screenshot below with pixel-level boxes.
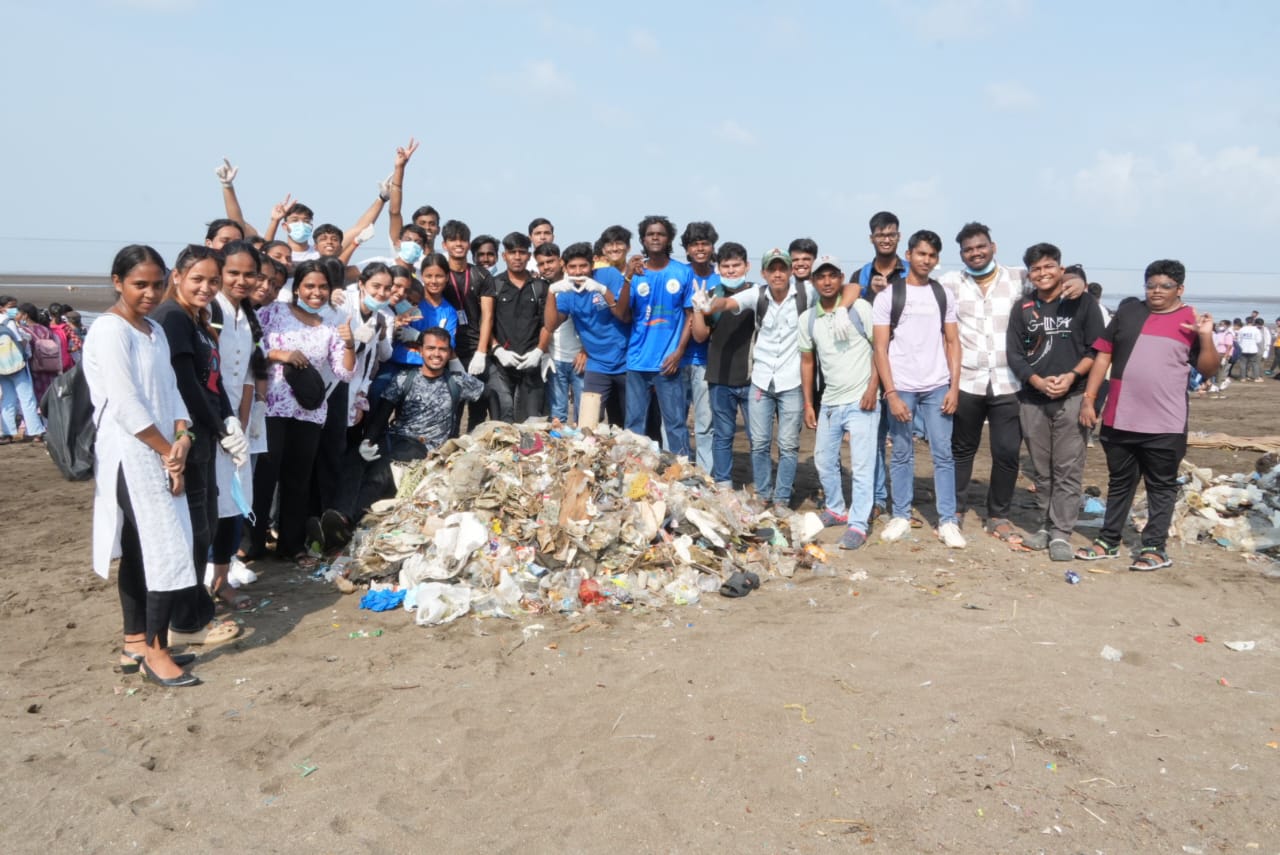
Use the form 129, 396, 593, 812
579, 391, 602, 429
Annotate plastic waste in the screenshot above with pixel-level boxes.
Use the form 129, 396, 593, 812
1100, 645, 1123, 662
408, 582, 472, 626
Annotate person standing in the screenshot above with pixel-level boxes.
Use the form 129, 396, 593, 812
681, 222, 718, 474
1006, 243, 1105, 560
478, 232, 550, 422
0, 295, 46, 444
937, 222, 1026, 543
1077, 260, 1219, 570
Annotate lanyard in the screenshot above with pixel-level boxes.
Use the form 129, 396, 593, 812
449, 268, 470, 306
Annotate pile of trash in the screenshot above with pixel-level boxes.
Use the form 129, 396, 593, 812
1168, 453, 1280, 553
334, 421, 827, 626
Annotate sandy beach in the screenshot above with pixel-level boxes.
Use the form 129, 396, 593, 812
2, 348, 1279, 853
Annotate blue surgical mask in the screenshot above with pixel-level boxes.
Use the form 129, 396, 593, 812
230, 471, 255, 523
394, 300, 413, 315
398, 242, 424, 265
964, 260, 996, 277
719, 276, 746, 290
288, 221, 314, 244
486, 264, 500, 277
363, 294, 389, 312
4, 307, 16, 319
295, 299, 324, 315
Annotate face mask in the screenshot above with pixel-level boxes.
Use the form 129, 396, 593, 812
288, 221, 314, 244
964, 260, 996, 277
398, 242, 424, 265
4, 308, 16, 319
363, 294, 390, 312
295, 299, 324, 315
719, 276, 746, 290
486, 264, 500, 276
394, 300, 413, 315
230, 471, 255, 524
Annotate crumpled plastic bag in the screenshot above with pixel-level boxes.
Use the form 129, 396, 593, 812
406, 582, 472, 626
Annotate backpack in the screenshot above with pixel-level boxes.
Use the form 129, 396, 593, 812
40, 362, 99, 481
806, 303, 869, 343
755, 281, 808, 331
28, 324, 63, 373
887, 278, 948, 341
0, 328, 24, 375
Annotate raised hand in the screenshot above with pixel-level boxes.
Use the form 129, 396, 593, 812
690, 282, 711, 314
377, 172, 394, 202
355, 224, 375, 245
270, 193, 294, 222
395, 137, 419, 168
214, 157, 238, 188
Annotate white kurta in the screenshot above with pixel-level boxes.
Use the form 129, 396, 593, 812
325, 284, 393, 425
83, 314, 196, 591
212, 292, 256, 517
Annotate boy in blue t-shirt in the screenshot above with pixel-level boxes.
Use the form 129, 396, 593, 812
545, 241, 632, 425
624, 216, 693, 458
680, 221, 717, 474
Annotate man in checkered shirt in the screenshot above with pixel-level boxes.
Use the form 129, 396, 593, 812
939, 222, 1086, 544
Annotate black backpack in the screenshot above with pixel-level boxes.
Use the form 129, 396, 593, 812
888, 277, 948, 341
40, 362, 98, 481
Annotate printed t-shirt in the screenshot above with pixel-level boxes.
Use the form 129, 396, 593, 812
627, 259, 693, 373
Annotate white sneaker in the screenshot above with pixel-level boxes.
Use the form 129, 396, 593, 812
881, 517, 912, 542
938, 522, 967, 549
1223, 378, 1233, 389
1209, 384, 1219, 393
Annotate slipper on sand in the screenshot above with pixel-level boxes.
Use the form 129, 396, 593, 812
168, 620, 241, 646
720, 572, 753, 598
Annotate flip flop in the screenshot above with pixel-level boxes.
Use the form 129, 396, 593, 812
212, 584, 253, 611
719, 572, 753, 598
742, 571, 761, 590
168, 619, 241, 647
984, 518, 1023, 544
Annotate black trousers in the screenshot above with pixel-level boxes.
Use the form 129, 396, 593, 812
951, 389, 1022, 519
170, 433, 216, 632
116, 467, 205, 645
333, 435, 428, 524
486, 362, 545, 423
1098, 428, 1186, 551
453, 346, 488, 436
251, 417, 323, 556
311, 382, 349, 516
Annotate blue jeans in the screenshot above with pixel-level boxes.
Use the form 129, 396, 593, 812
625, 370, 690, 457
886, 385, 957, 525
748, 384, 803, 506
814, 402, 878, 532
874, 403, 889, 509
546, 359, 584, 422
0, 366, 45, 438
709, 383, 750, 485
682, 364, 713, 474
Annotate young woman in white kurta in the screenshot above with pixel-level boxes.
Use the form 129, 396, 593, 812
83, 245, 203, 685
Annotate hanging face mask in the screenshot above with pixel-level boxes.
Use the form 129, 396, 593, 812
4, 307, 16, 319
363, 294, 390, 312
964, 259, 996, 277
719, 276, 747, 290
398, 242, 424, 265
486, 264, 500, 276
394, 300, 414, 315
288, 221, 314, 244
294, 299, 324, 315
230, 471, 255, 524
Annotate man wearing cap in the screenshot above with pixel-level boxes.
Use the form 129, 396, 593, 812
799, 256, 878, 549
699, 248, 810, 508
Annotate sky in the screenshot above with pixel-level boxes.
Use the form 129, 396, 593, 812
2, 0, 1279, 298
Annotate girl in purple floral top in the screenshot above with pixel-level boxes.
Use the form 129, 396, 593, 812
249, 260, 355, 562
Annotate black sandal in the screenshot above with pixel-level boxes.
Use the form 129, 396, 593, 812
1075, 538, 1119, 561
1129, 547, 1172, 572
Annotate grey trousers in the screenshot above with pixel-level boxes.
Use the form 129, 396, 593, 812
1019, 393, 1088, 541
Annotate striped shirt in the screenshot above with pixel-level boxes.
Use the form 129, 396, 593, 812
939, 265, 1025, 397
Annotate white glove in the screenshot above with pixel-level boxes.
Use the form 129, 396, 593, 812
549, 280, 572, 295
494, 347, 521, 369
377, 172, 394, 202
353, 320, 377, 344
467, 352, 487, 375
394, 325, 421, 344
214, 157, 238, 188
830, 308, 853, 341
358, 439, 381, 462
220, 416, 250, 467
447, 357, 465, 374
690, 282, 712, 314
248, 400, 267, 440
540, 353, 557, 381
582, 279, 608, 295
516, 347, 544, 371
355, 224, 375, 245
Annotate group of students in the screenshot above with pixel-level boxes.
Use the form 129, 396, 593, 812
1204, 313, 1280, 394
74, 145, 1218, 686
0, 298, 85, 443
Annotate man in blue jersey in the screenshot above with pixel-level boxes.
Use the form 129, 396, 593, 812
624, 216, 694, 457
545, 241, 632, 425
680, 221, 718, 473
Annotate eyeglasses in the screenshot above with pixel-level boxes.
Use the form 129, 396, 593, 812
871, 232, 900, 241
1144, 281, 1180, 291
